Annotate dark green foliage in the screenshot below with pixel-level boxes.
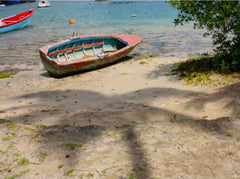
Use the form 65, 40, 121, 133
167, 1, 240, 59
172, 54, 240, 77
0, 73, 11, 79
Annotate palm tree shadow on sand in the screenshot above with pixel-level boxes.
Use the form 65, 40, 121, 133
2, 83, 240, 178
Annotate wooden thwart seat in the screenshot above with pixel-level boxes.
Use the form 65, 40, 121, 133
48, 41, 104, 56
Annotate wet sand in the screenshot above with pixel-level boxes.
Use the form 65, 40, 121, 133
1, 56, 240, 178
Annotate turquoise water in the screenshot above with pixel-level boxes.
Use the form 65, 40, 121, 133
0, 1, 213, 65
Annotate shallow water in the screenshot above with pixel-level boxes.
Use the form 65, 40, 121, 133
0, 1, 213, 65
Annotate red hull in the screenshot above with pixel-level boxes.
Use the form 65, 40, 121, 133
0, 9, 35, 28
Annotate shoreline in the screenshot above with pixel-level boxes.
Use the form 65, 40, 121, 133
1, 55, 240, 178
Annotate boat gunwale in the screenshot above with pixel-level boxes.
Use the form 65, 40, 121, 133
39, 34, 143, 76
40, 45, 135, 75
39, 34, 143, 66
42, 46, 129, 67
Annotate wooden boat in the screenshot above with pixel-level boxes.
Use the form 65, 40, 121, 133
39, 34, 143, 77
0, 9, 35, 34
38, 0, 50, 8
1, 0, 35, 4
1, 0, 20, 4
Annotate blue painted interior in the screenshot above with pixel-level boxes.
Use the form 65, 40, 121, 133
47, 36, 128, 61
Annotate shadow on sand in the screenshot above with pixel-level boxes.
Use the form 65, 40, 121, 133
1, 82, 240, 178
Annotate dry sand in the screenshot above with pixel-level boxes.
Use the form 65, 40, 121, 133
0, 55, 240, 179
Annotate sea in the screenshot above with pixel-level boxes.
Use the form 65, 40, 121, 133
0, 1, 213, 66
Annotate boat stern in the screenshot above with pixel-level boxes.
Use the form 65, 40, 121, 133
113, 34, 143, 47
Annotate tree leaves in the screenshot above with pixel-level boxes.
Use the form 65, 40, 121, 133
167, 1, 240, 56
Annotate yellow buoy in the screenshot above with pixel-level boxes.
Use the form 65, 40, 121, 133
69, 19, 75, 25
131, 14, 136, 17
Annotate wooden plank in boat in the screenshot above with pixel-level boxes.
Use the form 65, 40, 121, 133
48, 41, 104, 56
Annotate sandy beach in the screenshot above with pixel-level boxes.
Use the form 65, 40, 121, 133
1, 55, 240, 179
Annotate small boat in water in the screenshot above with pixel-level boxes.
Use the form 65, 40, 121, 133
1, 0, 20, 4
2, 0, 36, 4
0, 9, 35, 34
38, 0, 50, 8
39, 34, 143, 77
